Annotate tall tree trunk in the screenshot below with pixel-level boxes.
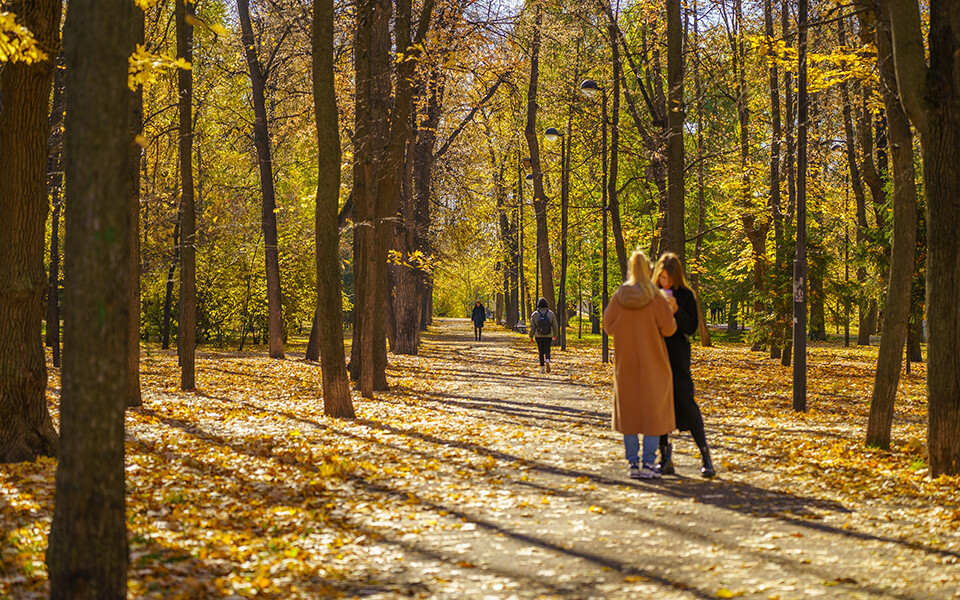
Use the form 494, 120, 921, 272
46, 52, 65, 368
665, 0, 685, 261
523, 2, 556, 311
46, 0, 133, 594
239, 0, 285, 359
766, 0, 784, 359
861, 0, 917, 449
391, 122, 421, 355
692, 0, 711, 348
608, 14, 627, 279
351, 0, 391, 396
161, 211, 180, 350
176, 0, 197, 390
312, 0, 354, 417
780, 0, 794, 365
882, 0, 960, 475
127, 13, 144, 408
305, 305, 320, 361
732, 0, 767, 351
0, 0, 61, 463
837, 19, 872, 347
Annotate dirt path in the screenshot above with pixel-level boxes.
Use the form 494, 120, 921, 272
366, 318, 960, 600
7, 317, 956, 600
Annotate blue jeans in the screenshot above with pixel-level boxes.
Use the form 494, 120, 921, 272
624, 434, 660, 467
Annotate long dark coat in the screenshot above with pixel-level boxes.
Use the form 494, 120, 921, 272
665, 286, 705, 432
471, 304, 486, 327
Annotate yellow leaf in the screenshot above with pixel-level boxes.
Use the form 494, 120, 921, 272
717, 589, 734, 599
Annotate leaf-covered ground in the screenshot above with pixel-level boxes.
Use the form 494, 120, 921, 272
2, 318, 959, 599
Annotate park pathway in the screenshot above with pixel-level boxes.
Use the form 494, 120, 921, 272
364, 318, 960, 600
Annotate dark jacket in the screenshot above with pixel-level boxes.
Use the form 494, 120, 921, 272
471, 305, 486, 327
664, 286, 704, 432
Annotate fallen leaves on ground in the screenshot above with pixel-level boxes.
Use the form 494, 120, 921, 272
1, 319, 958, 599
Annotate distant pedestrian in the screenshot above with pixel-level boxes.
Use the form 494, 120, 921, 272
472, 300, 486, 341
602, 249, 678, 480
653, 252, 716, 478
529, 298, 558, 373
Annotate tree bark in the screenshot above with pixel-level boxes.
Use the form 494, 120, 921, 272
0, 0, 61, 463
880, 0, 960, 475
239, 0, 285, 359
766, 0, 784, 359
732, 0, 767, 351
312, 0, 354, 417
46, 0, 134, 594
176, 0, 196, 390
161, 211, 180, 350
608, 15, 627, 279
665, 0, 685, 262
862, 1, 918, 449
691, 1, 711, 348
523, 2, 556, 311
305, 304, 320, 361
126, 14, 144, 409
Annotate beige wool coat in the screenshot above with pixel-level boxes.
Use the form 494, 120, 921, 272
602, 283, 678, 436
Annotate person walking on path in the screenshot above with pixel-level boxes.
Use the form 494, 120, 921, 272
653, 252, 717, 478
471, 300, 487, 341
529, 298, 559, 373
602, 250, 678, 479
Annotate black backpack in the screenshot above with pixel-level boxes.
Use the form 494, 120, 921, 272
535, 310, 552, 336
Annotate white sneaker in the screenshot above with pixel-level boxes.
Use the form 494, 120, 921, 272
539, 365, 545, 374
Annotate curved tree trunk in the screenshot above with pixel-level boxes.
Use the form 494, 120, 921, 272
239, 0, 284, 359
863, 3, 918, 448
0, 0, 61, 463
46, 0, 134, 594
881, 0, 960, 475
608, 15, 627, 278
523, 2, 555, 311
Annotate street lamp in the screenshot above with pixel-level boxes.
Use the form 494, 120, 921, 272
580, 79, 609, 364
544, 126, 569, 350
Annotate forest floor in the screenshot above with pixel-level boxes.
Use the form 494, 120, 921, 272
2, 318, 960, 599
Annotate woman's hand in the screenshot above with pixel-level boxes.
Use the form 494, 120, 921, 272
666, 295, 678, 314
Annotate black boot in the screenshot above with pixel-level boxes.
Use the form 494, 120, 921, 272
700, 445, 716, 478
657, 442, 675, 475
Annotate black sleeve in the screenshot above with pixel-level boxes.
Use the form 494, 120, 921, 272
675, 289, 699, 335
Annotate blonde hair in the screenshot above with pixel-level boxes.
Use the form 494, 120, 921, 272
623, 249, 657, 303
652, 252, 691, 291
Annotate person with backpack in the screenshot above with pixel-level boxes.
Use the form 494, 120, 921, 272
602, 249, 678, 479
471, 300, 486, 341
653, 252, 716, 478
529, 297, 559, 373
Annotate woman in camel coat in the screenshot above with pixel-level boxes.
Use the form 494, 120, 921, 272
602, 249, 678, 479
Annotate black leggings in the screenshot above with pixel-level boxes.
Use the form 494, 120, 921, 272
661, 425, 708, 452
474, 325, 482, 340
536, 337, 552, 365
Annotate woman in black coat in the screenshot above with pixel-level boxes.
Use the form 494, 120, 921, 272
653, 253, 716, 477
471, 300, 486, 341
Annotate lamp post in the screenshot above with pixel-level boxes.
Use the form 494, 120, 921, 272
544, 126, 569, 350
581, 79, 609, 363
